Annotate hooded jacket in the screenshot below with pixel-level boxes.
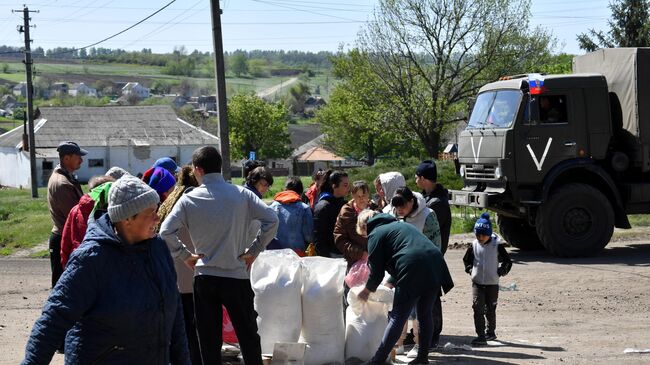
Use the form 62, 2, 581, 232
378, 172, 406, 213
388, 192, 441, 250
462, 234, 512, 285
269, 190, 313, 251
365, 213, 454, 304
423, 183, 452, 254
313, 193, 346, 257
22, 214, 190, 365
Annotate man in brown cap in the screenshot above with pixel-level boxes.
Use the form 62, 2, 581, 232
47, 141, 86, 287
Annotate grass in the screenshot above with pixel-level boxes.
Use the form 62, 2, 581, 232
0, 186, 51, 256
0, 119, 21, 134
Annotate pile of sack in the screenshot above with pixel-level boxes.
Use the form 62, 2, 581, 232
250, 249, 394, 365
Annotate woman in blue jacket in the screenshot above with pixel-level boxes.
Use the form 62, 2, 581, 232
22, 175, 190, 365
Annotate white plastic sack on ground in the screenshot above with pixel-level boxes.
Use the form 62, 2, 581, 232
251, 249, 303, 355
345, 286, 394, 361
300, 256, 347, 365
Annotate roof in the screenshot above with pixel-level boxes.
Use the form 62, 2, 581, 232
288, 123, 321, 149
0, 105, 219, 150
296, 146, 344, 161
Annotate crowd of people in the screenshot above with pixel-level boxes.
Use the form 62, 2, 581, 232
21, 140, 513, 365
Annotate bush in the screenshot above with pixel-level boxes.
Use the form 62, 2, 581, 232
345, 158, 463, 194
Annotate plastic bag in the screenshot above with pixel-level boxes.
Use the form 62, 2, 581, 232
344, 257, 370, 288
251, 249, 303, 355
222, 306, 238, 344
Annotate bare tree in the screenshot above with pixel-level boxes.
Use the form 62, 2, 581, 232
358, 0, 555, 157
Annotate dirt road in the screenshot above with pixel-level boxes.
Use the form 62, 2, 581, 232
256, 77, 298, 99
2, 236, 650, 364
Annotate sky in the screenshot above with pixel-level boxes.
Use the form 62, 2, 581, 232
0, 0, 611, 55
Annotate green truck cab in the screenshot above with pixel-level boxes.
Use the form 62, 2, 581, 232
449, 48, 650, 257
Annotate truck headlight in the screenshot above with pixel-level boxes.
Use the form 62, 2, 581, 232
459, 165, 465, 177
495, 166, 502, 179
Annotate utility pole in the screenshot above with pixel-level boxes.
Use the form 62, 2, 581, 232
14, 6, 39, 198
210, 0, 231, 181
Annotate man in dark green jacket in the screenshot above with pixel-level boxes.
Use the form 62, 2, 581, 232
357, 212, 453, 365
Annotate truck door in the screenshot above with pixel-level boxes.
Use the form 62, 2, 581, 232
514, 90, 587, 184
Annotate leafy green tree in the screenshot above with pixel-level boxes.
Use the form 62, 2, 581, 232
578, 0, 650, 51
285, 82, 311, 114
1, 63, 9, 73
229, 52, 249, 77
228, 94, 292, 160
317, 50, 423, 165
151, 79, 172, 94
247, 58, 269, 77
357, 0, 555, 157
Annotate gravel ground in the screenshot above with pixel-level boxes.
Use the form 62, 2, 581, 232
2, 234, 650, 365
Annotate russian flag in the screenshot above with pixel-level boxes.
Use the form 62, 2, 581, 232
528, 73, 545, 95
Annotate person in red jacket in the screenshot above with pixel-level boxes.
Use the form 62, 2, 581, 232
60, 176, 114, 268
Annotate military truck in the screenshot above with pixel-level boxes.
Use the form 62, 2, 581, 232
450, 48, 650, 257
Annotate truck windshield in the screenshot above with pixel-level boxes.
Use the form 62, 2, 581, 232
467, 90, 521, 129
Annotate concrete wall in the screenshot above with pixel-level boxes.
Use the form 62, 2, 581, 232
0, 148, 31, 188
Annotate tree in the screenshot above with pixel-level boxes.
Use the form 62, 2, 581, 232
285, 82, 311, 114
578, 0, 650, 51
247, 58, 269, 77
229, 52, 248, 77
228, 94, 292, 160
317, 50, 423, 165
357, 0, 555, 157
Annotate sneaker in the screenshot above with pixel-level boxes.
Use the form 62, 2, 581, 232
406, 344, 419, 358
394, 345, 405, 355
471, 336, 487, 346
407, 356, 429, 364
485, 333, 497, 341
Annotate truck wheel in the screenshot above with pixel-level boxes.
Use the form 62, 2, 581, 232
496, 214, 543, 250
536, 183, 614, 257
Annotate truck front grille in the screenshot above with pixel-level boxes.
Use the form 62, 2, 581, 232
465, 164, 497, 180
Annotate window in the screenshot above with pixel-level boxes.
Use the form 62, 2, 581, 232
88, 159, 104, 168
467, 89, 522, 129
538, 95, 567, 124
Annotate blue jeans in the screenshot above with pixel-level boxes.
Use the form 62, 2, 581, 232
371, 287, 437, 362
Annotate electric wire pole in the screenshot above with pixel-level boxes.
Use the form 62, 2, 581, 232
14, 6, 39, 198
210, 0, 231, 181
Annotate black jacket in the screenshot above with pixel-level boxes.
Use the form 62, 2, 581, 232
423, 184, 452, 254
313, 193, 346, 257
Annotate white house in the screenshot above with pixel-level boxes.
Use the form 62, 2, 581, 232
122, 82, 150, 99
68, 83, 97, 97
12, 82, 27, 98
0, 105, 219, 187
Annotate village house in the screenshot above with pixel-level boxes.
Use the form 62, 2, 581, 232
51, 82, 69, 96
0, 105, 219, 187
68, 83, 97, 97
121, 82, 150, 99
12, 82, 27, 98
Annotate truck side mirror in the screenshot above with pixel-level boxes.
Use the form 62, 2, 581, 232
527, 94, 540, 125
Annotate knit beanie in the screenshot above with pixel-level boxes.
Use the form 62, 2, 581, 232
105, 166, 129, 180
147, 167, 176, 198
474, 212, 493, 236
416, 160, 437, 182
108, 175, 160, 222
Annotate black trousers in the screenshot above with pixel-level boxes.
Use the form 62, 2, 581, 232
181, 293, 202, 365
48, 233, 63, 288
472, 283, 499, 337
193, 275, 262, 365
432, 290, 443, 346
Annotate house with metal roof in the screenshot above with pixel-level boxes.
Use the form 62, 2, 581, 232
0, 105, 219, 188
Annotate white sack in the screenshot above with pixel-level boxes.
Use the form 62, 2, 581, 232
251, 249, 303, 355
345, 286, 394, 361
300, 256, 347, 365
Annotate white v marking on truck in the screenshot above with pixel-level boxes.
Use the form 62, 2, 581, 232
471, 136, 483, 163
526, 138, 553, 171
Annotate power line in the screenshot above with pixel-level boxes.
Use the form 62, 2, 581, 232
46, 0, 177, 57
